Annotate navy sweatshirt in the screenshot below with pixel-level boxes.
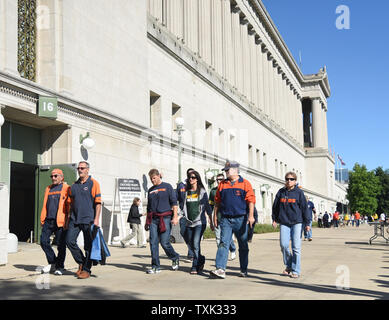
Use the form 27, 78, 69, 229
272, 186, 310, 226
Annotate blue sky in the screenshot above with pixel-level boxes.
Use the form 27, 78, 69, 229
261, 0, 389, 172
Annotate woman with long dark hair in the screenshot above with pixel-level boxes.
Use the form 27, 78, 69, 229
180, 170, 212, 274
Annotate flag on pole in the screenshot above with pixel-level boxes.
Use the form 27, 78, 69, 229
337, 155, 346, 166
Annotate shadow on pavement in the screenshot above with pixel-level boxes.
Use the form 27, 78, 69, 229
0, 280, 143, 300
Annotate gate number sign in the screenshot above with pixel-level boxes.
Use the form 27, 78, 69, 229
38, 96, 58, 119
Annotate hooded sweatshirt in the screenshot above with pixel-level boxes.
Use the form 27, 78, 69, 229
272, 186, 310, 226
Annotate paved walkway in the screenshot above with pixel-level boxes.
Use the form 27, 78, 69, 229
1, 223, 388, 300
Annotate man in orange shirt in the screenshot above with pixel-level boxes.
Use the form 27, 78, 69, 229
354, 211, 361, 227
210, 160, 255, 279
40, 169, 71, 275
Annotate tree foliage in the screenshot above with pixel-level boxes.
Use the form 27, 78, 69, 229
375, 167, 389, 214
347, 163, 381, 215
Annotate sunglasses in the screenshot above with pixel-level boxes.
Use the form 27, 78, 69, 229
217, 179, 224, 182
189, 176, 197, 180
50, 174, 59, 178
77, 167, 88, 171
285, 178, 296, 181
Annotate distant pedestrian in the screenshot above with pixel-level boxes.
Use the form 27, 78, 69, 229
302, 197, 315, 241
344, 213, 350, 226
209, 173, 236, 260
176, 168, 196, 261
351, 213, 355, 227
120, 197, 146, 248
323, 211, 329, 228
272, 172, 310, 279
66, 161, 102, 279
40, 169, 71, 275
333, 211, 339, 228
145, 169, 180, 274
210, 160, 255, 279
318, 212, 323, 228
354, 211, 361, 227
179, 170, 212, 274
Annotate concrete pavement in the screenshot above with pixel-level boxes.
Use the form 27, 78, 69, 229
1, 223, 388, 300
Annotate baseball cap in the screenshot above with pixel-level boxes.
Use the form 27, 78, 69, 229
222, 160, 240, 171
51, 168, 63, 176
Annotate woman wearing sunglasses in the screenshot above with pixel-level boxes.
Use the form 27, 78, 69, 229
180, 170, 212, 274
272, 172, 310, 279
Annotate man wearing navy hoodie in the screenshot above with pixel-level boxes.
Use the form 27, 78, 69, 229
272, 172, 310, 279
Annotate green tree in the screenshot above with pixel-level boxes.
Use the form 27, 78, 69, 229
375, 167, 389, 214
347, 163, 381, 215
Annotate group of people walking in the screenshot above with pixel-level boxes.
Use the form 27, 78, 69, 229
39, 159, 313, 280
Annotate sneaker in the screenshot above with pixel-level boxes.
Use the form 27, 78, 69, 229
239, 271, 248, 278
210, 268, 226, 279
229, 251, 236, 261
308, 238, 312, 242
172, 259, 179, 271
120, 241, 126, 248
41, 264, 54, 274
54, 268, 65, 276
146, 267, 161, 274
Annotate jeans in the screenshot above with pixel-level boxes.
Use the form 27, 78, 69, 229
215, 215, 249, 273
186, 224, 206, 271
122, 223, 144, 246
149, 215, 179, 269
66, 219, 93, 273
40, 219, 67, 269
280, 223, 302, 275
215, 225, 236, 252
180, 216, 194, 258
302, 221, 312, 239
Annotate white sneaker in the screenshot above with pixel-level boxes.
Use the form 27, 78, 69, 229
210, 268, 226, 279
229, 251, 236, 261
42, 264, 54, 274
54, 268, 65, 276
146, 267, 161, 274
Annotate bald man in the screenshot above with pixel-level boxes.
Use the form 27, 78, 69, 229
40, 169, 71, 275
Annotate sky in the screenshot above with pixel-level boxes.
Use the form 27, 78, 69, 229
261, 0, 389, 172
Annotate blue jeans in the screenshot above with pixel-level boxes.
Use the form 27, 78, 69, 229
180, 216, 194, 258
215, 225, 236, 252
40, 219, 67, 269
302, 221, 312, 239
215, 215, 249, 273
66, 219, 93, 273
186, 224, 206, 271
149, 215, 179, 269
280, 224, 302, 275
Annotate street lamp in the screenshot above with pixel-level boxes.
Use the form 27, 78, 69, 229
79, 132, 95, 150
174, 117, 185, 183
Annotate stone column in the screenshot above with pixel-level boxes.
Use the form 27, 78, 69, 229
262, 46, 269, 117
312, 98, 325, 148
0, 0, 19, 75
255, 38, 264, 112
322, 104, 329, 149
249, 31, 257, 107
0, 105, 9, 265
198, 0, 212, 66
267, 53, 274, 121
211, 0, 222, 74
221, 0, 232, 82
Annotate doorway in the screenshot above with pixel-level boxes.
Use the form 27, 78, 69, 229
9, 162, 37, 242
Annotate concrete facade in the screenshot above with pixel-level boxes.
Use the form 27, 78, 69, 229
0, 0, 347, 265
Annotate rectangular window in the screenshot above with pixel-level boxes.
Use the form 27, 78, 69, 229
275, 159, 278, 177
256, 149, 260, 170
219, 128, 225, 157
150, 91, 161, 131
263, 152, 267, 173
248, 145, 253, 168
205, 121, 213, 152
172, 103, 182, 130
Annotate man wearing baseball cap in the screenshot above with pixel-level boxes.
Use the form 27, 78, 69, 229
40, 168, 71, 275
210, 160, 255, 279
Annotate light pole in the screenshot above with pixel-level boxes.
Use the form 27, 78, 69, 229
174, 117, 185, 183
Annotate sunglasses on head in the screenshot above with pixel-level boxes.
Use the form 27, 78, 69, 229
285, 178, 296, 181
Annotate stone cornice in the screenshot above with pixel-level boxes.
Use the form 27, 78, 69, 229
245, 0, 331, 98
